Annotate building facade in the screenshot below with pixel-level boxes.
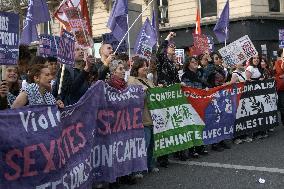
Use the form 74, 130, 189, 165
1, 0, 284, 56
158, 0, 284, 57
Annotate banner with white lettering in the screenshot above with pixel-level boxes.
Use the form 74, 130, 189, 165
148, 84, 205, 157
0, 81, 147, 188
279, 29, 284, 48
234, 79, 278, 136
148, 80, 278, 157
0, 11, 19, 65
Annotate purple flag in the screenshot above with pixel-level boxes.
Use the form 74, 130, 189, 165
107, 0, 128, 41
20, 0, 51, 44
213, 0, 229, 43
134, 18, 157, 59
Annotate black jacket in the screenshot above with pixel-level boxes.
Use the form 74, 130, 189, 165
156, 40, 180, 86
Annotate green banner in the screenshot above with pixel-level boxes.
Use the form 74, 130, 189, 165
148, 84, 205, 157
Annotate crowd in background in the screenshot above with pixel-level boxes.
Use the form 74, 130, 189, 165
0, 31, 282, 189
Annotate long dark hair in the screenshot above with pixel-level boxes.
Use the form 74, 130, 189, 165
130, 57, 148, 77
183, 56, 198, 72
28, 64, 48, 83
249, 55, 261, 68
7, 66, 20, 95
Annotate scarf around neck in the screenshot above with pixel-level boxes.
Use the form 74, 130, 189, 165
108, 75, 127, 91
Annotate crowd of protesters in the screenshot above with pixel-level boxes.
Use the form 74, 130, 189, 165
0, 31, 281, 189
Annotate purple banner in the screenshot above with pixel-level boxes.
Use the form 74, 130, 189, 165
38, 34, 60, 58
0, 11, 19, 65
102, 33, 127, 53
57, 30, 75, 66
0, 81, 147, 188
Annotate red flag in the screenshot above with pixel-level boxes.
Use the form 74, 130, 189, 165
54, 0, 73, 31
54, 0, 92, 36
80, 0, 92, 36
195, 7, 201, 35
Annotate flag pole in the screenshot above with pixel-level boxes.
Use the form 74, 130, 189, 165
126, 14, 131, 58
225, 27, 228, 47
114, 0, 154, 54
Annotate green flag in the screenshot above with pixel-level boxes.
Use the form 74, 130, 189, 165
148, 84, 205, 157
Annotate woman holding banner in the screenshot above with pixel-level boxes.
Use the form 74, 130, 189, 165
230, 62, 254, 144
11, 64, 64, 108
245, 55, 263, 81
0, 66, 20, 110
246, 55, 268, 139
156, 32, 180, 167
106, 59, 138, 188
230, 62, 246, 84
128, 57, 160, 173
181, 56, 209, 157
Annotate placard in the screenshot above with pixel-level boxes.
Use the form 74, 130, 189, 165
0, 11, 19, 65
219, 35, 257, 66
57, 30, 75, 65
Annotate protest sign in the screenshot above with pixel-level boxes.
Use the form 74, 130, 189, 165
148, 80, 278, 157
234, 79, 278, 136
261, 44, 267, 58
57, 30, 75, 66
0, 81, 147, 188
279, 29, 284, 48
102, 33, 127, 53
64, 7, 92, 47
207, 35, 215, 53
139, 44, 152, 60
0, 11, 19, 65
148, 84, 205, 157
38, 34, 60, 58
219, 35, 257, 66
175, 49, 185, 65
192, 33, 209, 56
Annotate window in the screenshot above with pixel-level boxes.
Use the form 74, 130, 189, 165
158, 0, 168, 24
269, 0, 280, 12
200, 0, 217, 18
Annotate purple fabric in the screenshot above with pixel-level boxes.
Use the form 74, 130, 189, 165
213, 0, 229, 43
0, 81, 147, 188
57, 30, 75, 66
20, 0, 51, 45
38, 34, 60, 58
134, 18, 157, 55
107, 0, 128, 41
102, 33, 127, 53
0, 12, 19, 65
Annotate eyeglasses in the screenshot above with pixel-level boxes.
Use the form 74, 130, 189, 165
117, 67, 125, 71
168, 45, 176, 49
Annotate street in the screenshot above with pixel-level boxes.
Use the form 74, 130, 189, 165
122, 126, 284, 189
